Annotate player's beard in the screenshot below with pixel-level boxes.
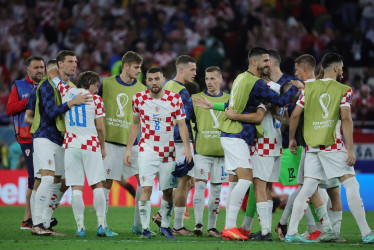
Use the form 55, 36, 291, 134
32, 74, 43, 82
259, 65, 271, 80
336, 72, 343, 83
150, 85, 162, 94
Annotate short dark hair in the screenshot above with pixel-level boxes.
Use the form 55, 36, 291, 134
146, 67, 163, 75
321, 53, 343, 69
268, 49, 281, 66
24, 55, 44, 67
205, 66, 222, 76
175, 55, 196, 67
122, 51, 143, 67
46, 59, 57, 69
56, 50, 76, 65
295, 54, 316, 70
77, 71, 100, 90
248, 47, 269, 65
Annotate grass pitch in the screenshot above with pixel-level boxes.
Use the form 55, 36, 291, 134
0, 206, 373, 249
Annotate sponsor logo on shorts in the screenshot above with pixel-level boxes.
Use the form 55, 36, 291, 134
170, 176, 177, 186
141, 176, 146, 182
199, 169, 204, 175
25, 149, 30, 156
47, 159, 53, 166
106, 169, 111, 175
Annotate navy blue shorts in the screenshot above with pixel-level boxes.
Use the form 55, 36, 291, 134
20, 143, 34, 189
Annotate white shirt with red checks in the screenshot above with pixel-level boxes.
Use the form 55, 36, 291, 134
133, 89, 185, 162
251, 81, 283, 156
55, 81, 105, 152
296, 78, 352, 152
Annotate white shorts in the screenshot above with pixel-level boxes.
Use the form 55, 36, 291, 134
221, 137, 252, 174
175, 142, 194, 178
138, 152, 178, 191
297, 149, 306, 184
64, 148, 106, 186
193, 154, 228, 183
33, 138, 65, 177
304, 151, 356, 181
252, 155, 282, 182
103, 142, 139, 181
318, 177, 340, 189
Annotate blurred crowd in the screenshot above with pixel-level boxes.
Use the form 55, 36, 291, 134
0, 0, 373, 128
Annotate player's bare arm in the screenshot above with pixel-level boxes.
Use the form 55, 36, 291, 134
176, 118, 192, 163
95, 116, 106, 160
225, 106, 266, 124
192, 95, 214, 109
124, 115, 141, 166
341, 106, 356, 166
288, 105, 303, 154
24, 110, 34, 125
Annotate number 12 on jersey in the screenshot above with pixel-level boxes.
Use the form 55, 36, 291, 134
69, 104, 87, 127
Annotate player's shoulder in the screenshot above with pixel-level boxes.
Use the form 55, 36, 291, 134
102, 75, 117, 83
165, 89, 181, 99
93, 93, 103, 101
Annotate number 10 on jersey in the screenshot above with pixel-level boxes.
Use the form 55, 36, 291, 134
69, 104, 87, 127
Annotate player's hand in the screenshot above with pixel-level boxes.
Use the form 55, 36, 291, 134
184, 149, 192, 163
291, 80, 304, 91
225, 106, 236, 120
346, 149, 356, 166
192, 96, 213, 109
101, 147, 106, 160
124, 149, 132, 166
73, 92, 93, 105
47, 67, 59, 79
289, 139, 298, 155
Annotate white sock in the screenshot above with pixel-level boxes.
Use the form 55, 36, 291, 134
93, 188, 106, 228
267, 200, 273, 231
193, 181, 206, 225
315, 205, 333, 232
103, 188, 110, 228
257, 202, 270, 235
287, 178, 319, 236
55, 190, 65, 208
72, 190, 85, 231
173, 207, 186, 230
305, 206, 316, 232
280, 185, 301, 225
30, 190, 36, 221
342, 177, 371, 237
225, 181, 237, 224
241, 216, 254, 231
207, 184, 221, 230
139, 200, 151, 230
134, 185, 141, 228
34, 176, 54, 226
226, 179, 251, 229
43, 182, 61, 228
160, 199, 173, 228
330, 211, 342, 235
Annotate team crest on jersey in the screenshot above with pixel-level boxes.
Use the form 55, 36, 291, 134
199, 169, 204, 175
155, 106, 160, 113
106, 169, 111, 175
47, 159, 53, 166
25, 149, 30, 156
141, 176, 146, 182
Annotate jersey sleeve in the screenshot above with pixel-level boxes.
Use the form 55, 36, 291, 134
296, 87, 305, 108
179, 88, 194, 120
94, 95, 105, 118
26, 88, 36, 111
258, 103, 267, 111
175, 96, 186, 120
51, 77, 71, 97
340, 88, 352, 107
132, 94, 140, 116
255, 79, 298, 107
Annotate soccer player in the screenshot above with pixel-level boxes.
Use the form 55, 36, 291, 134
30, 51, 90, 236
191, 66, 229, 237
6, 55, 44, 230
193, 47, 300, 241
152, 55, 196, 236
98, 51, 147, 236
47, 69, 107, 237
124, 67, 192, 239
286, 53, 374, 244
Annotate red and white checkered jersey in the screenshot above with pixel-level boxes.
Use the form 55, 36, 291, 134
61, 88, 105, 152
296, 78, 352, 152
133, 89, 185, 162
251, 81, 283, 156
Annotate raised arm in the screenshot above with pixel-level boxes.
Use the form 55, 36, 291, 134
225, 106, 266, 124
256, 80, 299, 107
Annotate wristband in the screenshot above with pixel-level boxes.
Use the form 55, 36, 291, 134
52, 76, 61, 86
213, 103, 225, 111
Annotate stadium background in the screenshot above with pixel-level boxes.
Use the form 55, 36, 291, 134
0, 0, 374, 210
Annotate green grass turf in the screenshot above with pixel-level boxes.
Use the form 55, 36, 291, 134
0, 206, 373, 249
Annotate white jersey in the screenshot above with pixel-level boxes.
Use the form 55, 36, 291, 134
251, 81, 283, 156
54, 80, 105, 152
132, 89, 185, 162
